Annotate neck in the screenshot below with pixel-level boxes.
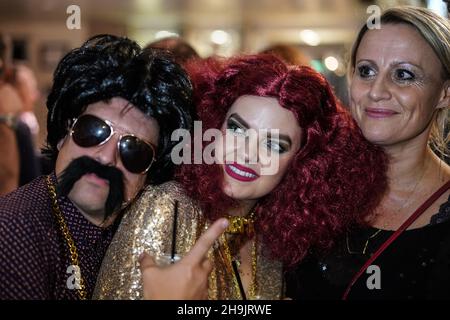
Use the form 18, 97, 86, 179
227, 199, 257, 217
384, 143, 429, 190
71, 202, 117, 228
382, 138, 450, 197
382, 118, 450, 183
74, 206, 103, 226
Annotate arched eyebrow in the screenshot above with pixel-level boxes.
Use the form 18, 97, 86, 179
228, 113, 292, 147
228, 113, 249, 129
389, 60, 423, 70
356, 59, 423, 71
266, 131, 292, 147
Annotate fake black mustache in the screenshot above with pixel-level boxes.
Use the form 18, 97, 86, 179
56, 156, 125, 219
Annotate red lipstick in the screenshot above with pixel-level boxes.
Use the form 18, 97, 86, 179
224, 163, 259, 182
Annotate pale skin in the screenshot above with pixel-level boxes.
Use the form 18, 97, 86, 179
215, 95, 301, 296
142, 95, 302, 299
350, 23, 450, 230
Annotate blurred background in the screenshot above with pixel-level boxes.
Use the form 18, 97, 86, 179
0, 0, 448, 151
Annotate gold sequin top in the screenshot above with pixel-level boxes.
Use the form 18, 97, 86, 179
93, 181, 283, 300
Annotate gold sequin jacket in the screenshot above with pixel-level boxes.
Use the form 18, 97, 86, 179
93, 181, 283, 300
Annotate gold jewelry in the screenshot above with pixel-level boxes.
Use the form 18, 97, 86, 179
347, 167, 427, 255
46, 175, 87, 300
221, 233, 257, 299
383, 168, 425, 219
346, 229, 382, 255
225, 211, 255, 235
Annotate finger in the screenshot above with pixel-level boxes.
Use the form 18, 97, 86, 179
202, 259, 213, 273
138, 252, 156, 271
184, 218, 228, 264
203, 278, 210, 300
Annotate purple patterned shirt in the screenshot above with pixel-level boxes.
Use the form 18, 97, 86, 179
0, 173, 117, 300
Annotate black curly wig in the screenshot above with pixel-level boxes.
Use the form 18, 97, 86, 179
43, 34, 194, 184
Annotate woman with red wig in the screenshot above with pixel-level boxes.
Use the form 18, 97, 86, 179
94, 54, 387, 300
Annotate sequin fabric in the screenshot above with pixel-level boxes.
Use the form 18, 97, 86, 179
286, 194, 450, 300
93, 181, 283, 300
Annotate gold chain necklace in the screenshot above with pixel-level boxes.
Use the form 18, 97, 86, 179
346, 229, 382, 255
225, 211, 255, 235
46, 175, 87, 300
380, 168, 426, 225
222, 233, 257, 299
346, 168, 427, 255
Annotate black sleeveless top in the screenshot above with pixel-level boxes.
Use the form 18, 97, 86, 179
286, 195, 450, 300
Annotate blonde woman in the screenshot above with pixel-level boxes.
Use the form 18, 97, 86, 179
288, 6, 450, 300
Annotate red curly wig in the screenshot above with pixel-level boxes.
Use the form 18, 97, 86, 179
175, 54, 387, 267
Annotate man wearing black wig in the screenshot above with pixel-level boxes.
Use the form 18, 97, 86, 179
0, 34, 194, 299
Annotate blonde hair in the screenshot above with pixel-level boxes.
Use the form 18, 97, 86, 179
350, 6, 450, 157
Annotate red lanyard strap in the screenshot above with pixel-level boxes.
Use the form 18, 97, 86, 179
342, 180, 450, 300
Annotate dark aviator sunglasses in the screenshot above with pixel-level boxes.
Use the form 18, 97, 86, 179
70, 114, 156, 174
